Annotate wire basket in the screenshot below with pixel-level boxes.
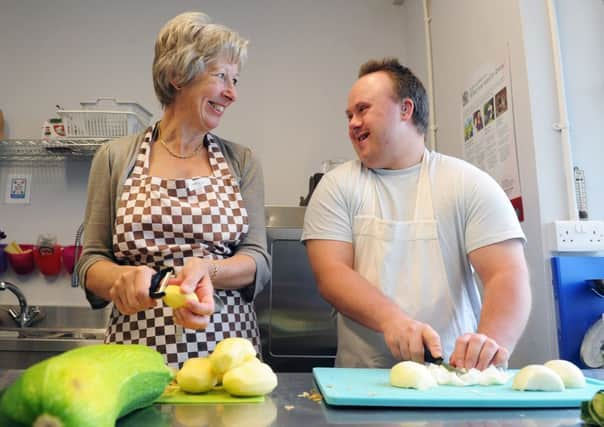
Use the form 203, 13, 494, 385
57, 110, 149, 138
56, 99, 152, 138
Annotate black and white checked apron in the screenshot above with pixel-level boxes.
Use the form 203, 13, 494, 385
107, 126, 260, 368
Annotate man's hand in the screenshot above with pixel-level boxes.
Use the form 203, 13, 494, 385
383, 318, 442, 363
450, 332, 509, 370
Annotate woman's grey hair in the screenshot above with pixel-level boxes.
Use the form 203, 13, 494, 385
153, 11, 249, 107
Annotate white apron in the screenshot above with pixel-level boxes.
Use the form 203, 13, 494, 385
337, 149, 477, 368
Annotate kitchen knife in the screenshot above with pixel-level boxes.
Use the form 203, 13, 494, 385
424, 347, 464, 373
149, 266, 225, 312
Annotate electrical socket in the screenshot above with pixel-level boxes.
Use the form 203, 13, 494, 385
551, 220, 604, 252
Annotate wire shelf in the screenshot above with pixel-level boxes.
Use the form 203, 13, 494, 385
0, 139, 108, 162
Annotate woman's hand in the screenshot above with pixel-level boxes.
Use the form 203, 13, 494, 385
109, 265, 158, 315
169, 258, 216, 330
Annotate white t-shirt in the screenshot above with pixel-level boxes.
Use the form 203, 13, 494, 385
302, 151, 526, 326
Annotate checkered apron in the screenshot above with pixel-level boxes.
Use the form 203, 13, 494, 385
107, 128, 260, 368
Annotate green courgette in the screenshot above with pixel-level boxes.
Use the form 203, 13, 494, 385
581, 389, 604, 426
0, 344, 173, 427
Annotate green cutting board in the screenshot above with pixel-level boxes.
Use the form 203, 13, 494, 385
157, 384, 264, 404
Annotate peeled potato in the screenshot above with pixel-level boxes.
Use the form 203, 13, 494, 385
544, 359, 586, 388
512, 365, 565, 391
176, 357, 218, 393
209, 337, 257, 376
163, 285, 199, 308
390, 361, 437, 390
222, 358, 278, 396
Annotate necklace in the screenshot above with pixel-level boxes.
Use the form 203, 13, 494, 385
157, 126, 204, 159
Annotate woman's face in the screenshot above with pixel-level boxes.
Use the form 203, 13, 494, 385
178, 60, 240, 132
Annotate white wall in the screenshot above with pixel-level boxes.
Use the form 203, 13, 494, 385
0, 0, 406, 306
402, 0, 604, 366
0, 0, 407, 206
554, 0, 604, 219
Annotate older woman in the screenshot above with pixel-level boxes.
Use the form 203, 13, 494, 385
75, 11, 270, 368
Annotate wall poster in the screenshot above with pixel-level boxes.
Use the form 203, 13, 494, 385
461, 53, 524, 221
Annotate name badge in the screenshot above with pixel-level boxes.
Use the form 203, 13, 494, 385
189, 178, 209, 192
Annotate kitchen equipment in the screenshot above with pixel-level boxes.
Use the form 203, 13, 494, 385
299, 173, 324, 206
6, 244, 34, 275
551, 256, 604, 367
57, 98, 152, 138
149, 267, 226, 313
255, 206, 337, 372
581, 313, 604, 368
33, 234, 61, 276
313, 367, 604, 408
61, 245, 81, 274
424, 347, 460, 373
0, 244, 7, 273
157, 384, 263, 404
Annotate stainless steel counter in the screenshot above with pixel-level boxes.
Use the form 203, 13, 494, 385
0, 370, 597, 426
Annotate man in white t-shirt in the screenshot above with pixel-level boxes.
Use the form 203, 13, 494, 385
302, 58, 531, 370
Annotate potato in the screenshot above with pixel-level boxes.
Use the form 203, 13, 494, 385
222, 358, 278, 396
512, 365, 565, 391
176, 357, 217, 394
544, 359, 586, 388
390, 361, 437, 390
163, 285, 199, 309
209, 337, 257, 376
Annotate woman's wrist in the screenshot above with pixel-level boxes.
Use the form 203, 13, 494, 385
209, 261, 219, 281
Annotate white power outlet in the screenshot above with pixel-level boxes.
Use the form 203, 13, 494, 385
551, 220, 604, 252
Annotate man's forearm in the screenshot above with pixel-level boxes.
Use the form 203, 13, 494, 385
316, 262, 409, 333
477, 271, 532, 352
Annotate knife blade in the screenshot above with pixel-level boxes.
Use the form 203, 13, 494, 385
424, 347, 463, 373
149, 266, 226, 313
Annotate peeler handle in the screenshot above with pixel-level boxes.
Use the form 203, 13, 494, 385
149, 267, 175, 298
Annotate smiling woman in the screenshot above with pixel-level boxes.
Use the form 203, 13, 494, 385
75, 11, 270, 369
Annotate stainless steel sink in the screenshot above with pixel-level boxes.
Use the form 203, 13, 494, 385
0, 305, 109, 369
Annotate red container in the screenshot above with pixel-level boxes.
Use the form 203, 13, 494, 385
62, 245, 82, 274
33, 244, 62, 276
7, 244, 35, 275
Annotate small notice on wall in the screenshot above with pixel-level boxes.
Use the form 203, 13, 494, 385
5, 174, 32, 204
461, 51, 524, 221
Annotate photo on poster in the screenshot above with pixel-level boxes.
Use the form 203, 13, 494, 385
464, 117, 473, 141
483, 98, 495, 127
473, 110, 484, 132
495, 86, 508, 117
5, 174, 32, 204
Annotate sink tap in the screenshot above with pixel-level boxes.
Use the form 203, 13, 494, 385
0, 280, 42, 327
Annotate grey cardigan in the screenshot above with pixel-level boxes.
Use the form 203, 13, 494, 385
75, 131, 271, 309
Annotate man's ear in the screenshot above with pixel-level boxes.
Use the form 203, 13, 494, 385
400, 98, 414, 120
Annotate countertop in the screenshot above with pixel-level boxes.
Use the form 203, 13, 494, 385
1, 370, 601, 426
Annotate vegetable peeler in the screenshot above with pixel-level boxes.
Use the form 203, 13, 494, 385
149, 266, 225, 312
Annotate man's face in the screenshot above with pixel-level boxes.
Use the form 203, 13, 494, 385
346, 71, 404, 169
